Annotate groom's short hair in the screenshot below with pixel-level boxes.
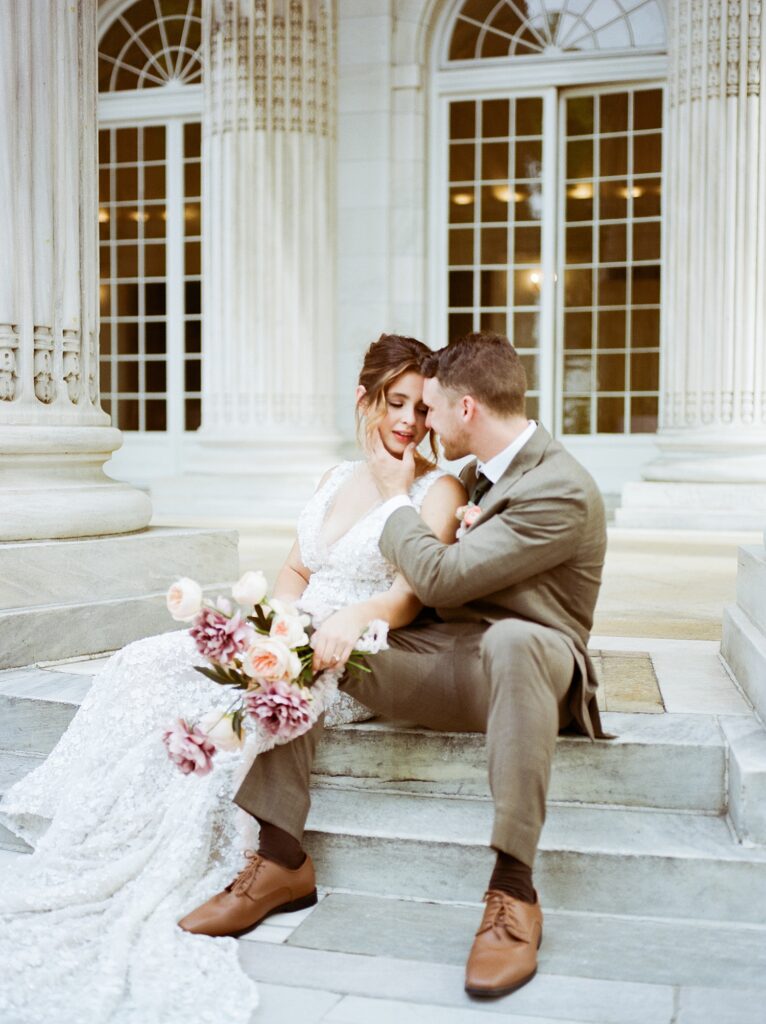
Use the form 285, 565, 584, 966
422, 332, 527, 416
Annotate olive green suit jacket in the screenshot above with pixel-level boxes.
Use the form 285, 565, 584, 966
379, 424, 608, 739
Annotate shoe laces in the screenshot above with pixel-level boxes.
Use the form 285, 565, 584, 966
230, 850, 265, 900
477, 890, 529, 942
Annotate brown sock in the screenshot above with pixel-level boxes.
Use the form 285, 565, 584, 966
256, 818, 306, 870
489, 849, 535, 904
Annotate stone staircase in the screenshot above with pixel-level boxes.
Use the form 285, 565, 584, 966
1, 652, 765, 1022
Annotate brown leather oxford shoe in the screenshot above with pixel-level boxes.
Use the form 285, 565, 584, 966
178, 851, 317, 938
464, 889, 543, 998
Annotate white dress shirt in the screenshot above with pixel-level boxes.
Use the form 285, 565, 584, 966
378, 420, 538, 523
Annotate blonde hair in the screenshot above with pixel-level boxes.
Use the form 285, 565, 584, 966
356, 333, 438, 473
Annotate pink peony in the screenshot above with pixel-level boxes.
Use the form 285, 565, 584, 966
245, 680, 314, 741
162, 718, 217, 775
190, 607, 253, 664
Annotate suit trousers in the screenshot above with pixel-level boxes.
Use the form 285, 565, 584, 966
234, 617, 575, 867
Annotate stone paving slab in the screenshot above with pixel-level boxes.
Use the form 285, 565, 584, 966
286, 893, 766, 990
237, 944, 677, 1024
321, 997, 586, 1024
249, 982, 342, 1024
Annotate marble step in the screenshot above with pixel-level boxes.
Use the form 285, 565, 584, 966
0, 526, 238, 669
0, 665, 728, 813
313, 712, 727, 812
721, 602, 766, 723
239, 942, 764, 1024
733, 544, 766, 635
303, 788, 766, 924
0, 527, 238, 610
283, 890, 766, 992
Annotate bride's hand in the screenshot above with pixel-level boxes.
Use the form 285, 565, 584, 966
367, 431, 416, 500
311, 606, 368, 672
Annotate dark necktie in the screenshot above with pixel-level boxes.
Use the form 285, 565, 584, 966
470, 469, 492, 504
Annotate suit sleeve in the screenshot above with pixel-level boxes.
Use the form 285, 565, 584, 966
378, 485, 588, 608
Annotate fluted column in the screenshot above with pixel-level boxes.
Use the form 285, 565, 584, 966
618, 0, 766, 528
0, 0, 151, 540
194, 0, 339, 509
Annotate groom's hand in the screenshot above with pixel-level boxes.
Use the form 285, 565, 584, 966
368, 431, 416, 500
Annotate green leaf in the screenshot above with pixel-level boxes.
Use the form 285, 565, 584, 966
194, 665, 235, 687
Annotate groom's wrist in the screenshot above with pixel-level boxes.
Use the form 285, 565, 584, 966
379, 494, 414, 523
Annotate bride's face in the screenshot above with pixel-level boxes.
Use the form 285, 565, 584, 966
376, 370, 430, 458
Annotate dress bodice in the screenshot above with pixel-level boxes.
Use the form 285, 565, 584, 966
295, 461, 445, 624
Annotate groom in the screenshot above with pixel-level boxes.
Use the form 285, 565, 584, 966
181, 332, 607, 999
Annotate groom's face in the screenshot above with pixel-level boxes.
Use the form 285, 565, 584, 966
422, 377, 471, 461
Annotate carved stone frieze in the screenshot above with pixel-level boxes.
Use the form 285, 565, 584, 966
208, 0, 332, 137
727, 0, 742, 96
0, 324, 19, 402
33, 326, 55, 404
62, 329, 82, 403
748, 0, 762, 95
690, 0, 705, 100
672, 1, 763, 105
709, 1, 723, 96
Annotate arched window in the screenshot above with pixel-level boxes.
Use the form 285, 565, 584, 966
448, 0, 666, 61
436, 0, 667, 480
97, 0, 202, 476
98, 0, 202, 90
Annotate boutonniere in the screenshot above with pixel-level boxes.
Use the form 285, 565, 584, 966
455, 501, 482, 540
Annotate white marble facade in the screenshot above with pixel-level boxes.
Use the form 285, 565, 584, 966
7, 0, 766, 526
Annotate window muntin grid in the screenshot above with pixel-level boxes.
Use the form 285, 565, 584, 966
98, 0, 202, 92
560, 86, 661, 435
447, 96, 546, 423
445, 83, 662, 436
98, 120, 202, 433
448, 0, 666, 62
183, 122, 202, 432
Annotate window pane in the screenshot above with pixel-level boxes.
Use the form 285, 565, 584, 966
597, 396, 625, 433
480, 228, 506, 264
560, 86, 663, 436
450, 101, 476, 139
563, 397, 591, 433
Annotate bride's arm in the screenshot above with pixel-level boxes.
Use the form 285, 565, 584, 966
271, 540, 312, 604
311, 474, 467, 670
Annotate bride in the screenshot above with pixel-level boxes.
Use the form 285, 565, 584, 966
0, 333, 465, 1024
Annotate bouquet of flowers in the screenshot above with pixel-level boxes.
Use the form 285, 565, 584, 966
162, 571, 388, 776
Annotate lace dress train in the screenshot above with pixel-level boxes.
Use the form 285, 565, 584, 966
0, 462, 445, 1024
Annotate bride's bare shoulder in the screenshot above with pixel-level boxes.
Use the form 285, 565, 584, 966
419, 473, 467, 543
424, 472, 467, 504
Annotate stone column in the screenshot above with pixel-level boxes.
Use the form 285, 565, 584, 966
617, 0, 766, 529
168, 0, 339, 517
0, 0, 151, 540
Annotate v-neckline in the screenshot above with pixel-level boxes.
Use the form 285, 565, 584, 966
317, 463, 384, 553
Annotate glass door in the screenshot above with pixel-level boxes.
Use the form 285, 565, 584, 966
558, 85, 663, 438
446, 89, 557, 425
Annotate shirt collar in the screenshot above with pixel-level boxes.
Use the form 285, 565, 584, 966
476, 421, 537, 484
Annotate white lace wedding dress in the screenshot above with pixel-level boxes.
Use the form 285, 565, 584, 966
0, 462, 445, 1024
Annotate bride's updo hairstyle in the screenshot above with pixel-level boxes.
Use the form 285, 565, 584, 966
356, 333, 439, 472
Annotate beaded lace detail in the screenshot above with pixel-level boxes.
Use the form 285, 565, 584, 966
0, 462, 446, 1024
297, 461, 444, 727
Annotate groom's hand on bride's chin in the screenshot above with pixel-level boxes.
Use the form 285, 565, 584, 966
368, 432, 415, 499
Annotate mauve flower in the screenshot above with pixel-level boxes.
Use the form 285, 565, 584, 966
245, 680, 314, 741
162, 719, 216, 775
190, 607, 253, 664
